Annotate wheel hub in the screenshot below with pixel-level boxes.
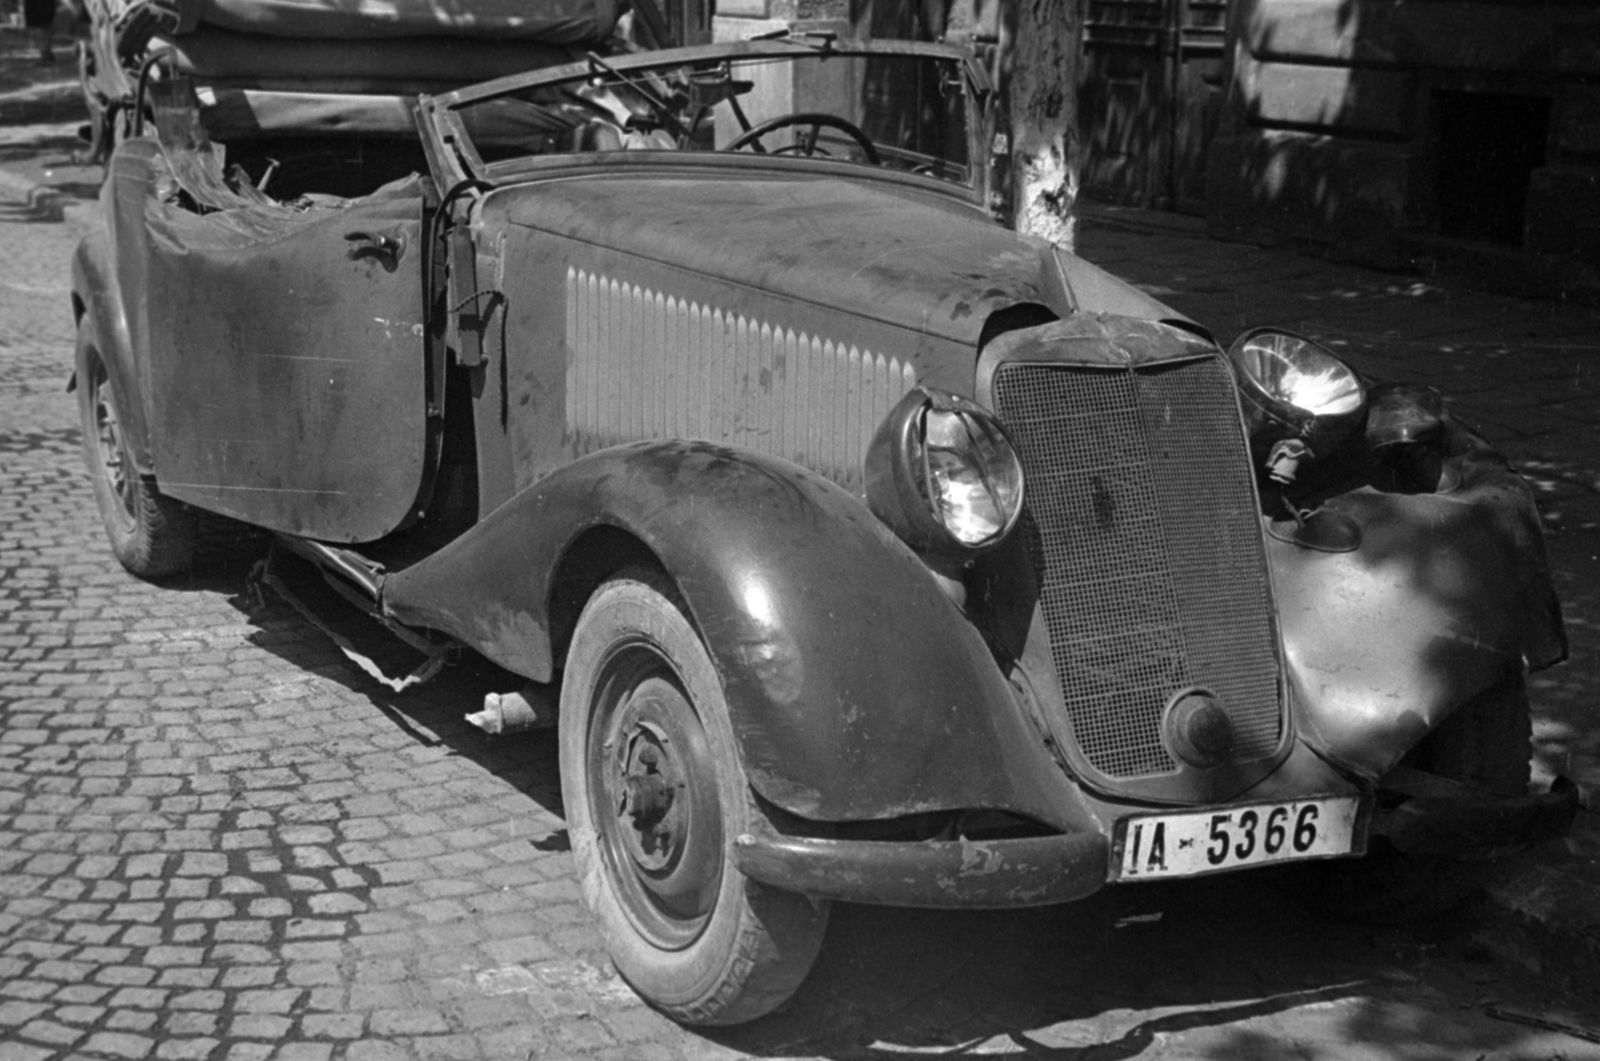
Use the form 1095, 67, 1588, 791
618, 729, 683, 863
591, 664, 724, 949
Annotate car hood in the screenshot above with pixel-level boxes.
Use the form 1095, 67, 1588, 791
490, 173, 1177, 345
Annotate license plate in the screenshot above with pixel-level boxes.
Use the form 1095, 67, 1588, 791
1110, 796, 1368, 882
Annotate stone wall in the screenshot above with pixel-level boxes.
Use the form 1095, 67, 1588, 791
1207, 0, 1600, 292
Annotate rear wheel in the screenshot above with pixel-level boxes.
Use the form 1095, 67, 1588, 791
76, 326, 196, 578
1286, 672, 1532, 924
559, 567, 828, 1025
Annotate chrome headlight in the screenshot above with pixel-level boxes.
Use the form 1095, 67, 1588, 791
1229, 329, 1366, 483
865, 387, 1025, 556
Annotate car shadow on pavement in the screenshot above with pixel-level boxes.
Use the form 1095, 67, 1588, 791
706, 878, 1587, 1059
166, 531, 573, 830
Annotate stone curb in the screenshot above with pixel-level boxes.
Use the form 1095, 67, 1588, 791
0, 157, 99, 228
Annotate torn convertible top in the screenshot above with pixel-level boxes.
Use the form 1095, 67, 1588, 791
127, 0, 624, 42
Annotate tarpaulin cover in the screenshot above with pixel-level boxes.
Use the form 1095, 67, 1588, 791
161, 26, 577, 83
158, 0, 621, 41
193, 87, 419, 137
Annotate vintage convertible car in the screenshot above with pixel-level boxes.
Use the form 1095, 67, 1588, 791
71, 1, 1582, 1026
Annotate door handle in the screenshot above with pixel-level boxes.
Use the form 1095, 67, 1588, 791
344, 230, 406, 270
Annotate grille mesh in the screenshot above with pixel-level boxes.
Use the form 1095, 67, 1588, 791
993, 359, 1282, 779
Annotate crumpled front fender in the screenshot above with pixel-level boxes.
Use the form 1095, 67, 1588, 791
1276, 428, 1565, 780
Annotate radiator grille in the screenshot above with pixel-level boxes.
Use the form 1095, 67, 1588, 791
993, 359, 1281, 779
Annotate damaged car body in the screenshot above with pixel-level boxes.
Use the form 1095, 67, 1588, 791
71, 1, 1582, 1026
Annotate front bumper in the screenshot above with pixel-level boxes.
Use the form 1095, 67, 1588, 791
731, 829, 1108, 908
732, 775, 1585, 909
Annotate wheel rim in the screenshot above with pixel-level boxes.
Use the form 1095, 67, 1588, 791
586, 641, 725, 951
87, 358, 137, 522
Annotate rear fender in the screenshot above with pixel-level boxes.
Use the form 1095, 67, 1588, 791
383, 441, 1077, 827
1278, 424, 1565, 779
72, 224, 150, 473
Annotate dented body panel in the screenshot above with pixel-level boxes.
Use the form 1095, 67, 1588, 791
1274, 425, 1566, 779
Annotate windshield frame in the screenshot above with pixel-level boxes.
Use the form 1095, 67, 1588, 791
417, 38, 995, 208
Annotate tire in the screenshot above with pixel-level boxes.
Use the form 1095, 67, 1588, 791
559, 567, 829, 1025
76, 326, 197, 578
1284, 672, 1532, 925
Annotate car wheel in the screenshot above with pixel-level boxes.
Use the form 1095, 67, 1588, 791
76, 327, 197, 578
559, 567, 829, 1025
1285, 672, 1532, 925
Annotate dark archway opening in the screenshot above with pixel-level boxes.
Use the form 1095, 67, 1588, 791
1433, 89, 1551, 247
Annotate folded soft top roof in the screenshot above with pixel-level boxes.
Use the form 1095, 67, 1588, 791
145, 0, 622, 42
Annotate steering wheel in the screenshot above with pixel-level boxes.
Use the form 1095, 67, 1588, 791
725, 112, 881, 165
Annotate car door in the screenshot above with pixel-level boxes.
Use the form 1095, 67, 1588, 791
140, 192, 431, 543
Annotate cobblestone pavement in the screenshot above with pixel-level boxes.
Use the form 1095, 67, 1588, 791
5, 37, 1600, 1061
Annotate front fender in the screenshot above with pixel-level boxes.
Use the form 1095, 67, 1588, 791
384, 441, 1076, 827
72, 224, 149, 473
1277, 428, 1565, 779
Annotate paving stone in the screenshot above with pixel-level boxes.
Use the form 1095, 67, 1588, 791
172, 899, 236, 920
162, 1012, 220, 1037
233, 988, 302, 1014
31, 958, 94, 983
305, 987, 348, 1011
16, 1017, 84, 1046
473, 1021, 549, 1058
226, 1013, 294, 1039
221, 1044, 273, 1061
284, 918, 347, 939
410, 1034, 480, 1061
156, 968, 219, 989
0, 1000, 51, 1026
279, 941, 344, 963
106, 1009, 161, 1032
343, 1042, 412, 1061
108, 987, 170, 1009
219, 966, 280, 989
79, 1031, 155, 1059
0, 1042, 55, 1061
306, 892, 368, 916
247, 898, 292, 919
163, 878, 211, 900
96, 966, 158, 987
52, 984, 111, 1004
275, 1045, 335, 1061
78, 945, 133, 964
286, 962, 343, 987
154, 1038, 221, 1061
301, 1011, 366, 1039
212, 920, 274, 943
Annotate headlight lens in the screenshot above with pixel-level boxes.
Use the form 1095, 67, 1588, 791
922, 407, 1024, 546
1229, 329, 1366, 479
866, 387, 1025, 555
1231, 329, 1363, 419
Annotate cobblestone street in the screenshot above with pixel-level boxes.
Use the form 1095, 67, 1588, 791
0, 177, 649, 1058
5, 40, 1600, 1061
